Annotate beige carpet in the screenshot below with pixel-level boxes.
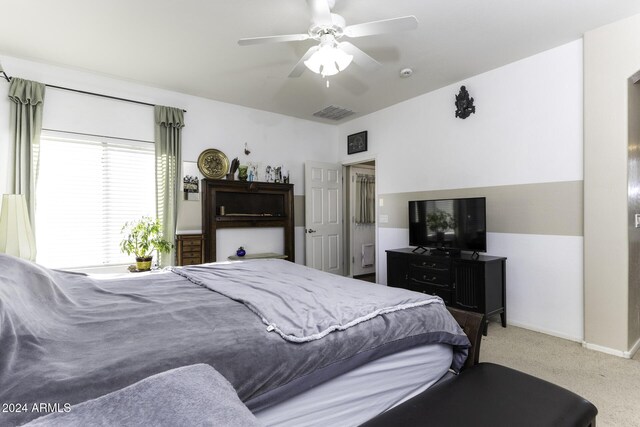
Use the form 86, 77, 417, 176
480, 321, 640, 427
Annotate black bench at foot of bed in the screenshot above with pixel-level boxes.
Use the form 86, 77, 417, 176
360, 362, 597, 427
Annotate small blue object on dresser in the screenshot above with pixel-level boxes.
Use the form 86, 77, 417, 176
236, 246, 246, 257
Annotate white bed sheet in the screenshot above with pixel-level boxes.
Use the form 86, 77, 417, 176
253, 343, 453, 427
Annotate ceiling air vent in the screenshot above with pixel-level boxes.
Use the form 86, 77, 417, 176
313, 105, 355, 121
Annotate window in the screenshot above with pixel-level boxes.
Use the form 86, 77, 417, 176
35, 132, 155, 268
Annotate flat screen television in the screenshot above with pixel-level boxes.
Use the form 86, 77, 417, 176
409, 197, 486, 253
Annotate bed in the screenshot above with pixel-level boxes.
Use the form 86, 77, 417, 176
0, 254, 470, 426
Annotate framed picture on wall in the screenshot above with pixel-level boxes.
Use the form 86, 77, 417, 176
347, 131, 368, 155
183, 161, 203, 201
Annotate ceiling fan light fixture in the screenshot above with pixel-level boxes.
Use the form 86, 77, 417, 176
238, 4, 418, 79
304, 44, 353, 77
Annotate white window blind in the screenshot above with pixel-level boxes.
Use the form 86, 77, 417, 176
35, 132, 155, 269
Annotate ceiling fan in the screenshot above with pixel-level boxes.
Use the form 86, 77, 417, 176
238, 0, 418, 78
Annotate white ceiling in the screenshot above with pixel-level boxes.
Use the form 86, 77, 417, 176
1, 0, 639, 124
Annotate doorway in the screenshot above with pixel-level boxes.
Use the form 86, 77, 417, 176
344, 160, 376, 282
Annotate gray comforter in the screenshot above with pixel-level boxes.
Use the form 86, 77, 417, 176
0, 254, 469, 426
172, 260, 444, 342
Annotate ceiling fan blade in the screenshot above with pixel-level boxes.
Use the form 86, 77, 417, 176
306, 0, 333, 27
339, 42, 381, 71
289, 46, 320, 78
238, 33, 310, 46
344, 15, 418, 38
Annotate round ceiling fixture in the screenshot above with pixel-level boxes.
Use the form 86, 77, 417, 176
400, 68, 413, 78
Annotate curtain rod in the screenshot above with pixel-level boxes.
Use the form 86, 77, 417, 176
47, 84, 187, 113
1, 72, 186, 113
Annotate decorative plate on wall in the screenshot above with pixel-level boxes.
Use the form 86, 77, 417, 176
197, 149, 230, 179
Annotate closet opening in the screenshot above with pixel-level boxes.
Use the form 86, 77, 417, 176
344, 160, 376, 283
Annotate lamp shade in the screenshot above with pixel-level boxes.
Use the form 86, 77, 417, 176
304, 45, 353, 77
0, 194, 36, 261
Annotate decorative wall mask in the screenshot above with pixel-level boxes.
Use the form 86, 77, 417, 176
455, 86, 476, 119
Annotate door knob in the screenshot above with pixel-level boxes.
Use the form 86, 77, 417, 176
306, 229, 317, 233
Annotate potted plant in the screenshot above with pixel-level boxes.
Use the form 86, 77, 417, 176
120, 216, 172, 271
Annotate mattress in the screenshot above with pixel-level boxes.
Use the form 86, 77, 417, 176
254, 343, 453, 427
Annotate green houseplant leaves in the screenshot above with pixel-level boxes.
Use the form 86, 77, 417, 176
120, 217, 172, 267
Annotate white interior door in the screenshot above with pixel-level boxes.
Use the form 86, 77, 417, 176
304, 161, 343, 275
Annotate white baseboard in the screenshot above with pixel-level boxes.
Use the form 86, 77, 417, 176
582, 338, 640, 359
506, 319, 583, 343
498, 319, 639, 359
627, 337, 640, 358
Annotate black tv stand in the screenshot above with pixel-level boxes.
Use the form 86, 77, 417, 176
412, 246, 430, 254
386, 248, 507, 335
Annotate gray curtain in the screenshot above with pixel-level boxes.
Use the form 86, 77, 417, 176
8, 77, 46, 223
355, 174, 375, 224
154, 105, 184, 267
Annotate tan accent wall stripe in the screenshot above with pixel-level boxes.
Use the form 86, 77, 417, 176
294, 195, 305, 227
377, 181, 583, 237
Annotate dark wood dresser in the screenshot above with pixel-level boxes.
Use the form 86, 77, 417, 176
176, 233, 205, 266
201, 179, 294, 263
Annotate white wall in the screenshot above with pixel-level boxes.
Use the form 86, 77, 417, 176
339, 41, 583, 195
0, 54, 338, 265
338, 40, 585, 341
